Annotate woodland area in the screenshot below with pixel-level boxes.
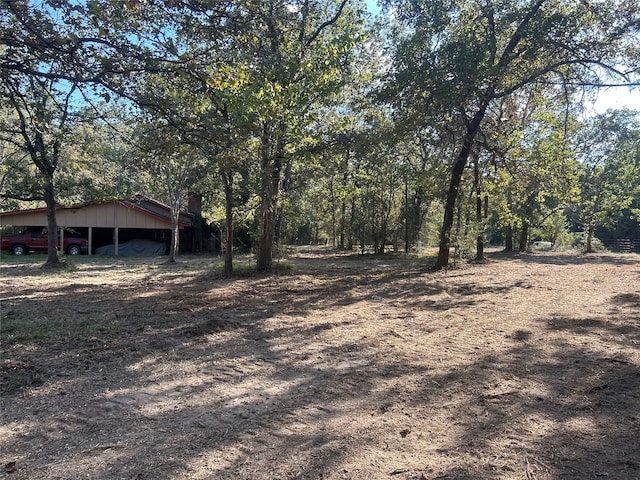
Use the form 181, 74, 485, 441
2, 3, 640, 479
1, 0, 640, 272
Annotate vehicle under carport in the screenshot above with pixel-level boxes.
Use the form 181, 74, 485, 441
0, 196, 196, 256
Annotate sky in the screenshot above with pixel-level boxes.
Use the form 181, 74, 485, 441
586, 86, 640, 115
365, 0, 381, 15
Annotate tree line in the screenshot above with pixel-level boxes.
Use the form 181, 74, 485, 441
1, 0, 639, 272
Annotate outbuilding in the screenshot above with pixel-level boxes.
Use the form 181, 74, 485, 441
0, 195, 205, 255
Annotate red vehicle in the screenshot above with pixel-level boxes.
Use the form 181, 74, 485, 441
0, 228, 88, 255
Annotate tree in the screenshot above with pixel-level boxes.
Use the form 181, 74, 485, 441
139, 139, 205, 263
236, 0, 365, 271
0, 110, 37, 209
90, 0, 367, 272
387, 0, 640, 267
501, 116, 578, 251
0, 75, 79, 265
356, 129, 402, 254
0, 0, 136, 265
128, 38, 252, 275
482, 89, 581, 252
575, 109, 640, 252
401, 125, 457, 253
67, 111, 146, 205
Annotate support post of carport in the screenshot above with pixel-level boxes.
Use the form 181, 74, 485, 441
113, 199, 119, 256
88, 227, 92, 256
59, 227, 64, 254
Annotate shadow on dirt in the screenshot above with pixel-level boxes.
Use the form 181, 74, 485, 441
1, 251, 639, 479
408, 329, 640, 478
489, 249, 640, 267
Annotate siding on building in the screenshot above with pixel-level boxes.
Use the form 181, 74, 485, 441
0, 197, 192, 229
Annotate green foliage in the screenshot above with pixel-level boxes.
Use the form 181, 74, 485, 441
530, 210, 569, 246
386, 0, 640, 265
486, 93, 580, 249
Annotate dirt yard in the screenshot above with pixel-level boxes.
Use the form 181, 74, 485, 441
1, 248, 639, 480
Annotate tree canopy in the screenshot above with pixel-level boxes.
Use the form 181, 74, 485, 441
2, 0, 640, 267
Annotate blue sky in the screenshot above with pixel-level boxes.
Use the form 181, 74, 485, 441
365, 0, 381, 15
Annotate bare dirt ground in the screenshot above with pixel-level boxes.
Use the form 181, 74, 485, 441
1, 248, 639, 480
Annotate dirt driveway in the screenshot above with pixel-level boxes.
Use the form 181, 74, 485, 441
1, 249, 639, 479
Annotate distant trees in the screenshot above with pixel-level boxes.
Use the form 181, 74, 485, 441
487, 94, 580, 252
137, 126, 206, 263
115, 0, 366, 272
0, 110, 36, 208
0, 0, 135, 265
236, 0, 365, 271
574, 109, 640, 252
1, 0, 368, 270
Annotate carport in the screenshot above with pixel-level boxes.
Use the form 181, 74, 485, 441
0, 195, 194, 255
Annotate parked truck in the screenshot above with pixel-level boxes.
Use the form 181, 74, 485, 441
0, 228, 88, 255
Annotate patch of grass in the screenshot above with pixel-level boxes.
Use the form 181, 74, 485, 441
201, 258, 294, 279
206, 261, 258, 279
0, 254, 81, 275
0, 311, 117, 345
1, 314, 65, 343
272, 260, 294, 274
0, 253, 45, 265
156, 260, 217, 272
77, 317, 118, 335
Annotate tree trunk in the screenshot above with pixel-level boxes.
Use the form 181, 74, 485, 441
474, 153, 484, 262
171, 221, 179, 262
585, 224, 595, 253
360, 215, 366, 254
435, 100, 490, 269
44, 178, 59, 266
348, 198, 355, 250
476, 230, 484, 261
339, 168, 348, 249
256, 188, 277, 272
505, 225, 514, 251
372, 213, 379, 254
404, 176, 410, 254
168, 205, 180, 263
436, 149, 468, 268
519, 221, 529, 252
222, 169, 234, 276
380, 208, 389, 255
339, 199, 346, 249
330, 178, 337, 247
256, 122, 284, 272
407, 187, 426, 251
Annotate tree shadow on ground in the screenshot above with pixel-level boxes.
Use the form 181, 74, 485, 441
1, 252, 639, 479
409, 320, 640, 479
489, 249, 640, 267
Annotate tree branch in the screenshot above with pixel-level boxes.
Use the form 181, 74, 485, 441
497, 0, 547, 68
304, 0, 349, 48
